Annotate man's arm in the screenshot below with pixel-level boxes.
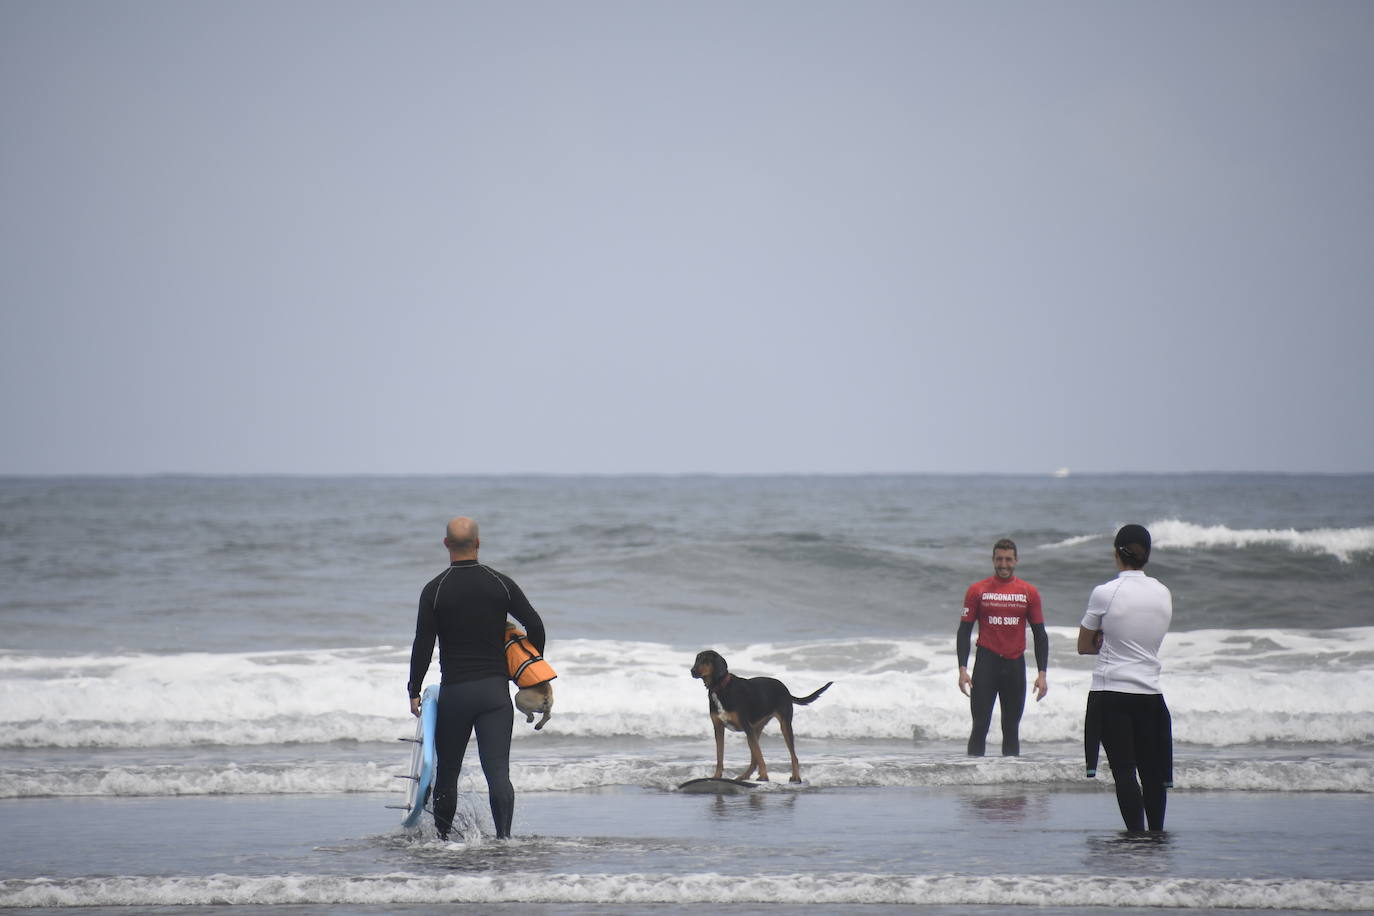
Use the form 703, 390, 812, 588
407, 587, 438, 711
1077, 626, 1103, 655
956, 620, 974, 696
1030, 621, 1049, 700
504, 575, 546, 654
1078, 581, 1111, 656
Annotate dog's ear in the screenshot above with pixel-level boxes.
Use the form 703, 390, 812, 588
711, 650, 728, 676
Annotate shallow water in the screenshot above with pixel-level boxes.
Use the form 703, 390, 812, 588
3, 785, 1371, 912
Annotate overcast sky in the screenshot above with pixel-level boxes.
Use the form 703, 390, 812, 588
3, 1, 1371, 475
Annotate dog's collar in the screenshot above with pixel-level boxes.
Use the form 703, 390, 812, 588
713, 673, 733, 689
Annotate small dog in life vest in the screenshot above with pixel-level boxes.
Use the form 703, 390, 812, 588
506, 624, 556, 730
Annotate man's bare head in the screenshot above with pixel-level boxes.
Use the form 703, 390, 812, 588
444, 517, 479, 557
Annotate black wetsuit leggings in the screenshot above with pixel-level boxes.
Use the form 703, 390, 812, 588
1098, 691, 1172, 832
968, 646, 1026, 757
433, 676, 515, 839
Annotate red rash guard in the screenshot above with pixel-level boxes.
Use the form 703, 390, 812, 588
961, 576, 1044, 659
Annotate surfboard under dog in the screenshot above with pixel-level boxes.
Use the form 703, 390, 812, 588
676, 777, 759, 794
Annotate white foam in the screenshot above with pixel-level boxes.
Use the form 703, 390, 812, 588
1040, 533, 1100, 549
1, 872, 1371, 909
3, 750, 1370, 798
1041, 520, 1374, 562
3, 629, 1373, 750
0, 761, 396, 798
1151, 519, 1374, 562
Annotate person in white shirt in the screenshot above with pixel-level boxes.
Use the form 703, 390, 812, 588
1077, 524, 1173, 832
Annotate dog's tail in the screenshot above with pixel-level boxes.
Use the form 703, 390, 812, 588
791, 681, 833, 705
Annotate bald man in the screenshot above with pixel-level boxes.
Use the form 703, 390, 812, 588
407, 516, 547, 840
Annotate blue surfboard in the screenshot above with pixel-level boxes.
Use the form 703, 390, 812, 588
400, 685, 439, 828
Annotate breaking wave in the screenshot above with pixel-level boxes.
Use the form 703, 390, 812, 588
4, 629, 1374, 750
2, 872, 1372, 909
1041, 520, 1374, 563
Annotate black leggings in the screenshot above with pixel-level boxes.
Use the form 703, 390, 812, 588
433, 676, 515, 839
1097, 690, 1172, 832
968, 645, 1027, 756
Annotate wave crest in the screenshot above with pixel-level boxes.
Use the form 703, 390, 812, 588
1041, 520, 1374, 562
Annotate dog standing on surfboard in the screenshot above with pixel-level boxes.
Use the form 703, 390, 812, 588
690, 649, 832, 783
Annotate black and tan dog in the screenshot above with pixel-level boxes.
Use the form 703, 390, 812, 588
690, 649, 833, 783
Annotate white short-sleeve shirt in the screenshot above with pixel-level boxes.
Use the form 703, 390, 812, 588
1080, 569, 1173, 694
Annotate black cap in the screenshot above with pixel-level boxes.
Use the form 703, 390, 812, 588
1114, 524, 1151, 563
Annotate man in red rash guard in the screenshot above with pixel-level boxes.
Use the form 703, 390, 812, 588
956, 538, 1049, 756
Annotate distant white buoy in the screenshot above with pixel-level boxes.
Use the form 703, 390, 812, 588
1052, 467, 1070, 478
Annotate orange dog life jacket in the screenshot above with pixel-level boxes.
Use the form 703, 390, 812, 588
504, 624, 557, 687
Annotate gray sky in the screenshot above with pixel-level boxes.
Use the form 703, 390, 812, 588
3, 1, 1372, 475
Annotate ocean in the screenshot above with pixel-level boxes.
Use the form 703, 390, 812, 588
1, 473, 1372, 914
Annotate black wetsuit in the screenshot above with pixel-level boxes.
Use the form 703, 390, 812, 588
957, 621, 1049, 757
408, 560, 546, 839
